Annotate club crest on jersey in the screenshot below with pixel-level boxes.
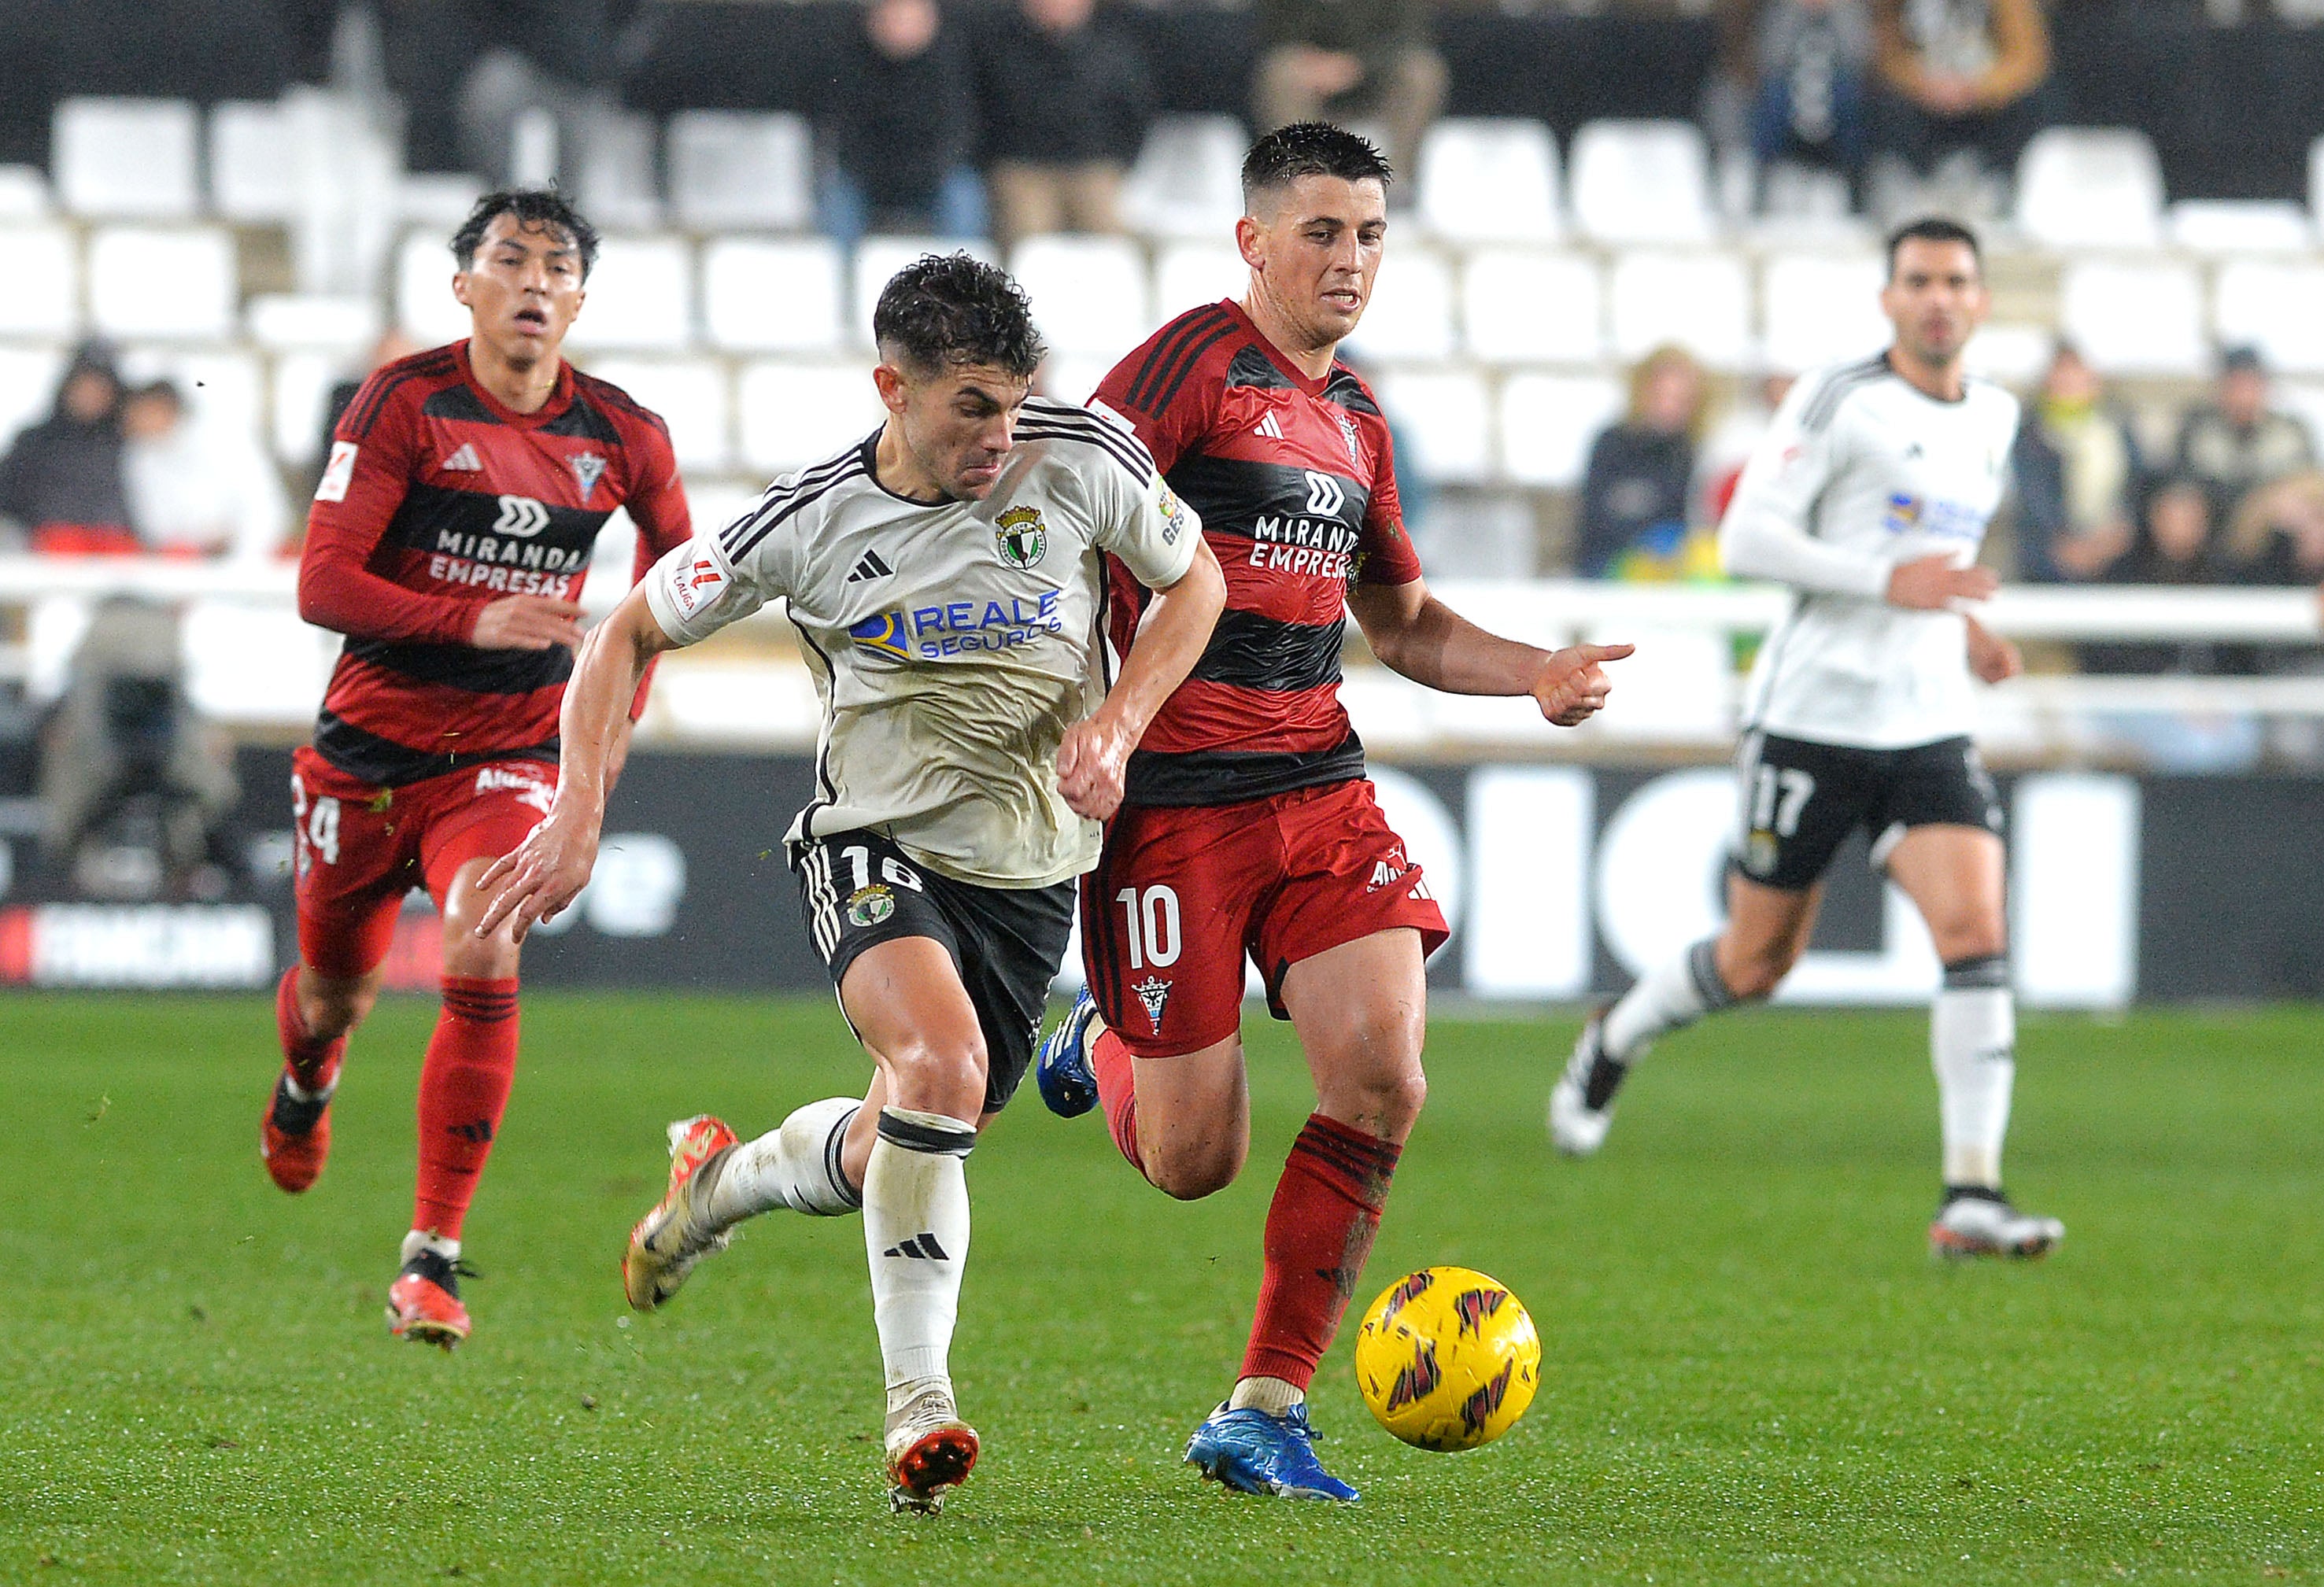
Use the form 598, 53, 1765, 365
994, 506, 1047, 570
568, 450, 608, 500
846, 884, 896, 928
848, 611, 911, 659
1133, 975, 1171, 1035
1338, 413, 1362, 467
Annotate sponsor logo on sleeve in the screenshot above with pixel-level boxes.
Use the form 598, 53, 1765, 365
315, 441, 359, 503
1157, 484, 1188, 545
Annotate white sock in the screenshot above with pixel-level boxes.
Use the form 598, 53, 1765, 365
1229, 1375, 1302, 1415
706, 1098, 862, 1223
401, 1229, 458, 1264
863, 1107, 976, 1415
1602, 939, 1738, 1063
1932, 955, 2015, 1189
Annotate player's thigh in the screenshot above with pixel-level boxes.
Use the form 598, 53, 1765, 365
290, 747, 416, 982
1718, 869, 1825, 998
1129, 1034, 1253, 1198
416, 760, 557, 980
1871, 737, 2008, 961
930, 867, 1075, 1116
1247, 779, 1447, 1028
1081, 802, 1265, 1060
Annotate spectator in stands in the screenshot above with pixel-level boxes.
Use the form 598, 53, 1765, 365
974, 0, 1154, 250
1576, 346, 1713, 581
818, 0, 986, 249
1866, 0, 2056, 197
2012, 342, 2141, 582
1748, 0, 1876, 193
121, 380, 290, 563
2174, 345, 2318, 526
2227, 471, 2324, 589
1253, 0, 1446, 194
0, 341, 135, 555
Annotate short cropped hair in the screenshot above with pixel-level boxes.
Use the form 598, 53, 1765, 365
1886, 216, 1982, 279
1241, 122, 1393, 212
873, 253, 1046, 380
452, 188, 601, 280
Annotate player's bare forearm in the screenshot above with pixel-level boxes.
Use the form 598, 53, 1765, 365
1350, 579, 1632, 727
1056, 539, 1225, 820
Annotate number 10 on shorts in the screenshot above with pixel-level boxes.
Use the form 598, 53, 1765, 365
1114, 885, 1180, 969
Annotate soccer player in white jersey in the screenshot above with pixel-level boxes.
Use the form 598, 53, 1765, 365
1549, 219, 2065, 1260
475, 254, 1226, 1511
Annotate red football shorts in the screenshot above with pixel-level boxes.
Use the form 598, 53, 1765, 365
290, 745, 556, 980
1081, 777, 1450, 1059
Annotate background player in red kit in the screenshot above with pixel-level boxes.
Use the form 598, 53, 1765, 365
1036, 124, 1630, 1499
262, 189, 690, 1348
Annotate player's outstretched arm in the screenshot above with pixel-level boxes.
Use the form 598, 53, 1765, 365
475, 586, 680, 941
1349, 578, 1632, 728
1055, 537, 1226, 821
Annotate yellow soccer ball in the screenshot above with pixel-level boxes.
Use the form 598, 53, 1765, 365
1353, 1266, 1540, 1451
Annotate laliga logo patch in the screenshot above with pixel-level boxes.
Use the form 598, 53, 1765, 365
848, 611, 911, 658
846, 884, 896, 928
994, 505, 1047, 570
1132, 974, 1171, 1034
668, 552, 726, 617
569, 450, 608, 500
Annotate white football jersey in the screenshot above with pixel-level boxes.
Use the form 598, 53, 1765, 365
1721, 353, 2020, 749
644, 399, 1199, 887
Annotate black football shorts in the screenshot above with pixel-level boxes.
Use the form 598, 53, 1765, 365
1728, 731, 2004, 891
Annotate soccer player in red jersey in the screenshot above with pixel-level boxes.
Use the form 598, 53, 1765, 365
261, 189, 692, 1349
1036, 124, 1631, 1499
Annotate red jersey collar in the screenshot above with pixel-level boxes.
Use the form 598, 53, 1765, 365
1217, 297, 1342, 398
453, 339, 577, 428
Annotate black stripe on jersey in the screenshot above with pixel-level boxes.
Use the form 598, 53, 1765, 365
1126, 306, 1233, 413
1164, 452, 1371, 541
314, 711, 558, 788
1015, 416, 1155, 486
787, 615, 841, 803
344, 350, 460, 441
422, 384, 497, 423
383, 480, 608, 559
342, 635, 574, 694
1225, 344, 1297, 392
1800, 354, 1890, 434
1188, 610, 1344, 692
541, 393, 623, 443
719, 448, 862, 555
573, 371, 671, 438
1149, 319, 1240, 418
1322, 367, 1382, 418
1124, 733, 1368, 808
722, 451, 870, 562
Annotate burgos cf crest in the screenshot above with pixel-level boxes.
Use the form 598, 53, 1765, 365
848, 611, 911, 658
994, 506, 1047, 570
846, 885, 896, 928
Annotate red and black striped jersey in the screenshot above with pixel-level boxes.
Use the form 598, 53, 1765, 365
297, 341, 690, 786
1092, 298, 1422, 806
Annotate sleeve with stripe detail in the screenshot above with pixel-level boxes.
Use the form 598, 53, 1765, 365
1717, 364, 1890, 600
608, 395, 693, 720
1356, 408, 1422, 586
1090, 307, 1232, 474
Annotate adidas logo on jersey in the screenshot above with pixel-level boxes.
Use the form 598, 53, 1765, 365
881, 1233, 951, 1260
1254, 412, 1285, 441
441, 443, 482, 472
847, 550, 895, 583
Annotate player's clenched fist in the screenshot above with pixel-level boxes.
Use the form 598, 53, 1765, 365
1055, 714, 1134, 821
1531, 641, 1634, 727
471, 594, 586, 651
474, 809, 600, 943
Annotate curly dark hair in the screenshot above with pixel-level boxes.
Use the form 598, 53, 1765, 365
450, 187, 601, 280
1241, 122, 1393, 210
872, 253, 1046, 379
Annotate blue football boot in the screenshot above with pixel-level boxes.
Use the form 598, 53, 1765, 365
1184, 1401, 1360, 1502
1034, 987, 1103, 1118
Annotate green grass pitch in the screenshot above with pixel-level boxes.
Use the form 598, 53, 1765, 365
3, 993, 2321, 1584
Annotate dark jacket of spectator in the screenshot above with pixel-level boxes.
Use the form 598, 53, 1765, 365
1259, 0, 1428, 74
2010, 351, 2141, 583
974, 2, 1152, 166
0, 344, 131, 540
2084, 479, 2237, 676
823, 0, 978, 218
2174, 405, 2316, 525
1576, 426, 1696, 580
1751, 0, 1875, 175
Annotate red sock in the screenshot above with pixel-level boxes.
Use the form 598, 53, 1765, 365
411, 976, 519, 1241
275, 966, 345, 1094
1091, 1028, 1147, 1178
1240, 1113, 1402, 1390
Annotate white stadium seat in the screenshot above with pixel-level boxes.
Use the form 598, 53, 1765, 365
1498, 373, 1622, 489
182, 602, 335, 724
736, 360, 885, 474
0, 345, 66, 452
578, 357, 732, 474
2057, 258, 2208, 376
270, 350, 336, 467
1154, 241, 1246, 316
87, 227, 235, 340
1461, 249, 1602, 366
702, 237, 845, 352
395, 230, 471, 344
54, 98, 199, 219
2277, 384, 2324, 460
1608, 250, 1751, 367
2215, 260, 2324, 374
2312, 136, 2324, 238
246, 293, 382, 351
2014, 127, 2164, 250
1417, 118, 1561, 243
1009, 234, 1152, 358
0, 164, 50, 218
1568, 120, 1715, 245
565, 237, 694, 352
1761, 253, 1888, 372
667, 112, 813, 231
209, 100, 297, 222
0, 225, 79, 338
1375, 369, 1495, 485
1343, 248, 1456, 361
851, 236, 999, 345
1119, 116, 1247, 239
2167, 201, 2314, 256
1962, 323, 2054, 386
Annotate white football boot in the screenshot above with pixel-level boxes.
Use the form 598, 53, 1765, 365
1929, 1191, 2064, 1260
885, 1383, 979, 1514
1547, 1009, 1626, 1157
